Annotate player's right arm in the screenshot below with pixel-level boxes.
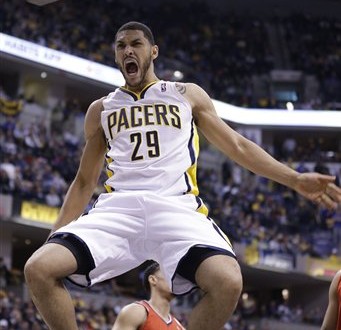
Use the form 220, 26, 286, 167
51, 98, 107, 232
112, 303, 147, 330
321, 270, 341, 330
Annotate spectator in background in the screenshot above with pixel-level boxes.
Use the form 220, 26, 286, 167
315, 162, 331, 175
45, 187, 62, 207
0, 156, 16, 192
0, 258, 10, 289
282, 135, 297, 160
0, 319, 9, 329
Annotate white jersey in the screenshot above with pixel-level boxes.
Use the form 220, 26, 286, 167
101, 80, 200, 196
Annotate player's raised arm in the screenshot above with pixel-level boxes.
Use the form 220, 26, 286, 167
182, 82, 341, 210
52, 98, 107, 232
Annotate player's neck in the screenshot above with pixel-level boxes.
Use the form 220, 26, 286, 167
148, 296, 171, 319
125, 72, 159, 94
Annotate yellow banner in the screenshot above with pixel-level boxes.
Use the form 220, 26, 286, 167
244, 243, 259, 265
0, 98, 23, 116
307, 255, 341, 277
21, 201, 59, 224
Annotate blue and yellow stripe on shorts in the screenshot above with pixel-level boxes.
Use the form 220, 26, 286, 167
208, 216, 233, 249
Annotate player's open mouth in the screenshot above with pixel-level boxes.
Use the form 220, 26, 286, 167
125, 61, 138, 76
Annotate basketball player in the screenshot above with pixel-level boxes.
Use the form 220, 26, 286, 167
321, 270, 341, 330
24, 21, 341, 330
112, 262, 185, 329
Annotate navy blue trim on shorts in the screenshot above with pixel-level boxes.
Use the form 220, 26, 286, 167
173, 245, 236, 294
209, 219, 233, 249
64, 274, 92, 288
47, 232, 95, 286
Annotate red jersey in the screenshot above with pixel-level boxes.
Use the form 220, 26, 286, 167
337, 277, 341, 330
136, 300, 185, 330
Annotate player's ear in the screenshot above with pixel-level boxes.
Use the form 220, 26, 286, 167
152, 45, 158, 60
149, 274, 157, 287
113, 43, 118, 64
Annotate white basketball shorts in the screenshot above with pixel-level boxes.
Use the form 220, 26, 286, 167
49, 191, 235, 295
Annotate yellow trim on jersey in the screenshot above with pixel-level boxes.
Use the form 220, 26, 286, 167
105, 156, 113, 164
104, 184, 113, 193
120, 81, 159, 100
105, 150, 114, 192
185, 124, 200, 195
106, 169, 113, 177
186, 164, 198, 195
197, 203, 209, 216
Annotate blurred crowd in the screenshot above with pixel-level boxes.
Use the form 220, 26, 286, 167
283, 14, 341, 106
1, 0, 341, 108
198, 162, 340, 260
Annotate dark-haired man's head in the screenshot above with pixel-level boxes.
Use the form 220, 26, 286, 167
143, 261, 160, 294
142, 261, 174, 301
115, 21, 155, 45
114, 21, 159, 90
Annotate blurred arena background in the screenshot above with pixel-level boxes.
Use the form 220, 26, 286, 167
0, 0, 341, 329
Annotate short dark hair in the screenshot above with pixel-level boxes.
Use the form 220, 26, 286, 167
143, 261, 160, 294
115, 21, 155, 45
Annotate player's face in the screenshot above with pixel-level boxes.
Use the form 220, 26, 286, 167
153, 270, 174, 299
114, 30, 158, 89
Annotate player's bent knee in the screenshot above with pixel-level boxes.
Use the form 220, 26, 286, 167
214, 271, 242, 298
25, 243, 77, 285
24, 252, 49, 285
225, 271, 242, 298
197, 256, 242, 302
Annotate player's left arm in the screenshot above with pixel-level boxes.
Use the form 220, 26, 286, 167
112, 303, 146, 330
321, 270, 341, 330
180, 82, 341, 210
